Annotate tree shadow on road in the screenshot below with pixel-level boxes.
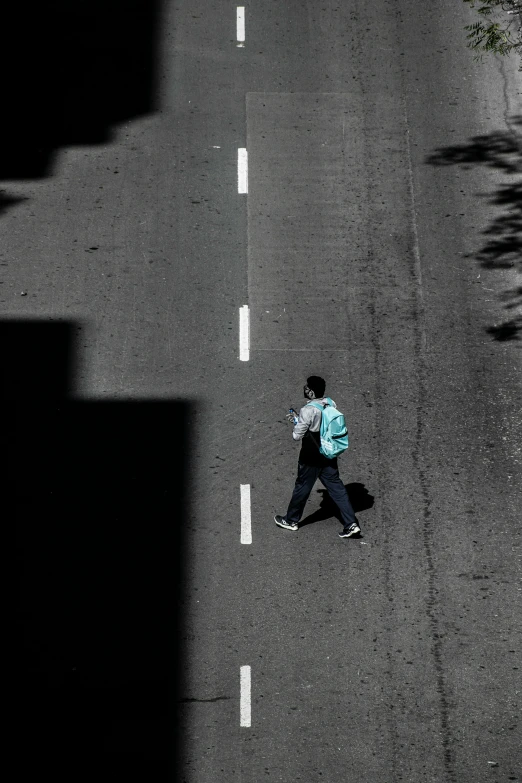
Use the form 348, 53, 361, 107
426, 115, 522, 341
298, 482, 374, 530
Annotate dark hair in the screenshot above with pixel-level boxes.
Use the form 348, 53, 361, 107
306, 375, 326, 398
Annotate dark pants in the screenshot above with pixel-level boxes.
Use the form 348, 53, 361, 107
285, 461, 356, 527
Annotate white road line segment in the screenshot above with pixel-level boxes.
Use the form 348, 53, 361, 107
238, 148, 248, 193
237, 7, 245, 44
240, 666, 251, 726
240, 484, 252, 544
239, 305, 250, 361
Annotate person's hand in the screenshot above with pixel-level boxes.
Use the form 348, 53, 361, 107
285, 410, 298, 424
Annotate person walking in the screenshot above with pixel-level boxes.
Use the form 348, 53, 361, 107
274, 376, 361, 538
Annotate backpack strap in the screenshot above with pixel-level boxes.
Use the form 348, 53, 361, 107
307, 401, 324, 412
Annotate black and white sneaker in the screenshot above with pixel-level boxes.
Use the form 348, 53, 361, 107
338, 522, 361, 538
274, 515, 298, 531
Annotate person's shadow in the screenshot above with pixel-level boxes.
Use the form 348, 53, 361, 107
298, 482, 374, 535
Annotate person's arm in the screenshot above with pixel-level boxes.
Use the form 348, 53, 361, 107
292, 406, 314, 441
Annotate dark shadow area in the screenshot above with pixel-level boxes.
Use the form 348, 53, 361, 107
1, 0, 161, 182
426, 116, 522, 340
4, 321, 190, 782
298, 482, 374, 529
1, 319, 78, 398
0, 191, 29, 216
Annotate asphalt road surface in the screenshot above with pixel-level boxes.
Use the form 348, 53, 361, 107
4, 1, 521, 781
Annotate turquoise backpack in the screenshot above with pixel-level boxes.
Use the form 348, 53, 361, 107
307, 398, 349, 458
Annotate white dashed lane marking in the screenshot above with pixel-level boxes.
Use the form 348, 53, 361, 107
240, 666, 251, 726
237, 7, 245, 46
240, 484, 252, 544
239, 305, 250, 361
238, 148, 248, 194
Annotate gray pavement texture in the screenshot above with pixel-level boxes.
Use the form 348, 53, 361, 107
4, 0, 521, 781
